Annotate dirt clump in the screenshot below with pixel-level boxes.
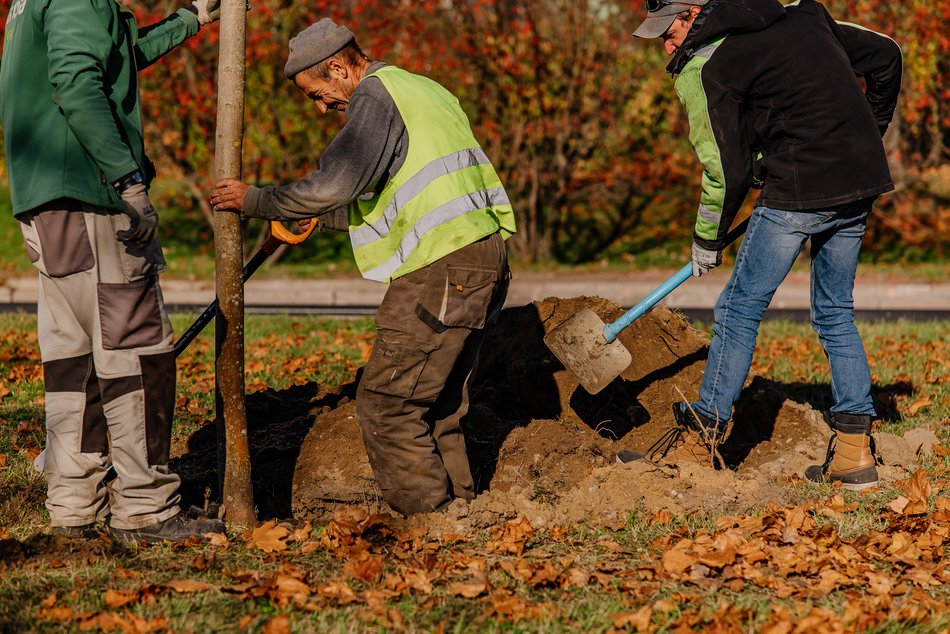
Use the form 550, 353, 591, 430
172, 296, 929, 529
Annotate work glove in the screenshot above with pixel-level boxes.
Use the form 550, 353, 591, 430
691, 242, 722, 277
117, 182, 159, 246
191, 0, 250, 26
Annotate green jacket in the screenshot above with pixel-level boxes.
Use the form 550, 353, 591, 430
0, 0, 199, 216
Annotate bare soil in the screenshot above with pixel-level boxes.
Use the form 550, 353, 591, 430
170, 297, 933, 530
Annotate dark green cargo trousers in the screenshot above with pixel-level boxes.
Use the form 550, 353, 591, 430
356, 233, 509, 516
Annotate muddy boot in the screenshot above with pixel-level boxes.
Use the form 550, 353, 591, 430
665, 402, 726, 466
804, 413, 878, 491
617, 403, 725, 467
111, 511, 226, 545
52, 523, 103, 539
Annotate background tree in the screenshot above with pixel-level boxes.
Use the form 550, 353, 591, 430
1, 0, 946, 263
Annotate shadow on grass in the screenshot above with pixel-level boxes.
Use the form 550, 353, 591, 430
752, 378, 915, 423
169, 380, 357, 520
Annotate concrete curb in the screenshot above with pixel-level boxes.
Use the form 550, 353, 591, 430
2, 271, 948, 312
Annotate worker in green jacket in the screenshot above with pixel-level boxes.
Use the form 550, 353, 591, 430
0, 0, 241, 543
211, 18, 517, 516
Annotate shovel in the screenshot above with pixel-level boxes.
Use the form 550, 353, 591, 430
544, 217, 750, 394
173, 219, 316, 357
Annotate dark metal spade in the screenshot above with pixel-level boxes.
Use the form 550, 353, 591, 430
544, 218, 749, 394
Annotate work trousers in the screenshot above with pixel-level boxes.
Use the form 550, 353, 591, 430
356, 233, 509, 516
18, 200, 181, 530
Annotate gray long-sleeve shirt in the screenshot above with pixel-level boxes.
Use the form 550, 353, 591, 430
243, 62, 407, 230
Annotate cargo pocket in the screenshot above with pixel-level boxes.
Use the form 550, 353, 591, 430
110, 213, 167, 282
18, 220, 41, 265
33, 209, 95, 277
361, 330, 436, 398
415, 265, 499, 333
98, 278, 164, 350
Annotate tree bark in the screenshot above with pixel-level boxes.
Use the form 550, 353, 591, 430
213, 0, 255, 528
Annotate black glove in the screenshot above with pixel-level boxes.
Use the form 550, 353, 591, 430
691, 242, 722, 277
116, 182, 159, 245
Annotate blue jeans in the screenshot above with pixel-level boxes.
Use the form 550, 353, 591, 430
692, 200, 877, 424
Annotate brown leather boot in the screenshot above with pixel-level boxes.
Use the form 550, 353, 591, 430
805, 413, 878, 490
617, 403, 724, 468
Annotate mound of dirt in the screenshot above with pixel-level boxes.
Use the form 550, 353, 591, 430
171, 296, 930, 528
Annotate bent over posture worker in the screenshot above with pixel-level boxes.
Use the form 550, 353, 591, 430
211, 19, 517, 515
0, 0, 232, 542
624, 0, 900, 489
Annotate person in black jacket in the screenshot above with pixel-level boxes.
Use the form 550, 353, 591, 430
624, 0, 901, 490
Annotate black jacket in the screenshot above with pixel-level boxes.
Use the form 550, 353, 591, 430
669, 0, 901, 250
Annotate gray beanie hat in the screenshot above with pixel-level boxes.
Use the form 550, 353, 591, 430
284, 18, 355, 79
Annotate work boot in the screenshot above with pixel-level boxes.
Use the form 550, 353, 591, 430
805, 412, 878, 491
111, 511, 226, 545
52, 523, 103, 539
616, 403, 725, 467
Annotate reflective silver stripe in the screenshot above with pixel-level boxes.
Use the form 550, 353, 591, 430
362, 187, 510, 282
698, 203, 720, 225
350, 147, 493, 249
693, 43, 718, 59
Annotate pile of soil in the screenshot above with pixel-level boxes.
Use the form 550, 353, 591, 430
171, 297, 935, 529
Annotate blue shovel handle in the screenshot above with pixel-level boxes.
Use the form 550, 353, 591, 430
601, 216, 751, 344
603, 264, 692, 343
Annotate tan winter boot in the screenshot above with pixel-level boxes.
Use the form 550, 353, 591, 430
616, 403, 725, 468
805, 413, 878, 491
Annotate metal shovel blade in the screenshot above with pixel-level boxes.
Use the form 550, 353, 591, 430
543, 308, 632, 395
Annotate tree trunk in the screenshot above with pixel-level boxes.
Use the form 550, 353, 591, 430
213, 0, 255, 528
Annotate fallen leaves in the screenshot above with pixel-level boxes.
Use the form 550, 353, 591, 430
250, 521, 291, 553
486, 516, 534, 556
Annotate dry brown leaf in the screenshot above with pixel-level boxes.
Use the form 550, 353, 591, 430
905, 469, 933, 515
318, 580, 357, 605
888, 496, 910, 514
866, 571, 894, 596
438, 532, 469, 545
290, 521, 312, 543
251, 520, 290, 553
40, 593, 57, 608
449, 577, 489, 598
759, 605, 793, 634
486, 516, 534, 556
164, 579, 214, 593
905, 396, 932, 416
343, 556, 384, 584
825, 494, 858, 513
238, 614, 255, 630
206, 532, 229, 547
272, 571, 312, 605
611, 605, 653, 631
104, 588, 139, 609
262, 615, 291, 634
548, 526, 569, 541
662, 544, 694, 576
402, 569, 434, 595
650, 509, 673, 525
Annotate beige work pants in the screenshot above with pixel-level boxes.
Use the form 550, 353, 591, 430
356, 233, 509, 516
18, 200, 181, 530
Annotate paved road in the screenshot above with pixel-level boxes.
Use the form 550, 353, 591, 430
2, 270, 948, 316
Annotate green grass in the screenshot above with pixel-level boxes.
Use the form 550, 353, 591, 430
1, 315, 948, 632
